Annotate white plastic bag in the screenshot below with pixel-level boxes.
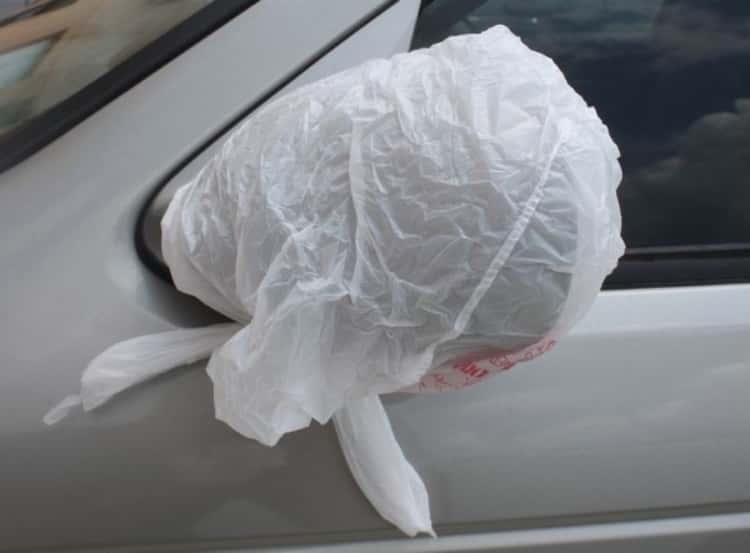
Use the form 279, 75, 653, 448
47, 26, 624, 536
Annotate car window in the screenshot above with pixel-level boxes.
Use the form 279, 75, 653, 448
0, 0, 256, 171
0, 0, 214, 136
412, 0, 750, 251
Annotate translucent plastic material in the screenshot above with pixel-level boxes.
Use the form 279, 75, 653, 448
46, 26, 624, 536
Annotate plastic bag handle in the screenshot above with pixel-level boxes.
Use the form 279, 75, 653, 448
44, 323, 240, 424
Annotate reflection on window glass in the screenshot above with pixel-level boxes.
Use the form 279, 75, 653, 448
0, 0, 214, 137
412, 0, 750, 249
0, 39, 52, 90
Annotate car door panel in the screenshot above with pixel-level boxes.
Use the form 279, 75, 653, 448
2, 0, 749, 551
0, 1, 421, 550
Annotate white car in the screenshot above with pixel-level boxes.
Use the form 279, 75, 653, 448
1, 1, 749, 551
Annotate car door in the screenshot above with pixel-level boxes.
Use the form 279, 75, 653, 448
2, 0, 750, 552
0, 1, 423, 551
385, 1, 750, 550
124, 1, 750, 551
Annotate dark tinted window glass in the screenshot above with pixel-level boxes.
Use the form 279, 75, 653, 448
412, 0, 750, 250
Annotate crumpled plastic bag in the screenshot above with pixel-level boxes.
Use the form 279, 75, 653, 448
46, 25, 624, 536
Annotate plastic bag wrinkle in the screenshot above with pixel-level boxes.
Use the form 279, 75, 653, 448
45, 26, 624, 537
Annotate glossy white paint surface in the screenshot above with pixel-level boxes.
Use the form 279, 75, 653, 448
0, 1, 420, 550
390, 284, 750, 523
236, 513, 750, 552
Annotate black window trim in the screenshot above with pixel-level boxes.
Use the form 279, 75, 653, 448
0, 0, 260, 174
603, 246, 750, 290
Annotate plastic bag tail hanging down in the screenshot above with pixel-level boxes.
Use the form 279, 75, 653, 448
333, 395, 435, 537
44, 323, 240, 424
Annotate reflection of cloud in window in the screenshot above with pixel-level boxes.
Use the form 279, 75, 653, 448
653, 2, 750, 68
467, 1, 663, 62
622, 99, 750, 245
412, 1, 664, 59
411, 1, 750, 248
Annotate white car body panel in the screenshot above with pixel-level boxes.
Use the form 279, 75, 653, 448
1, 0, 749, 551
